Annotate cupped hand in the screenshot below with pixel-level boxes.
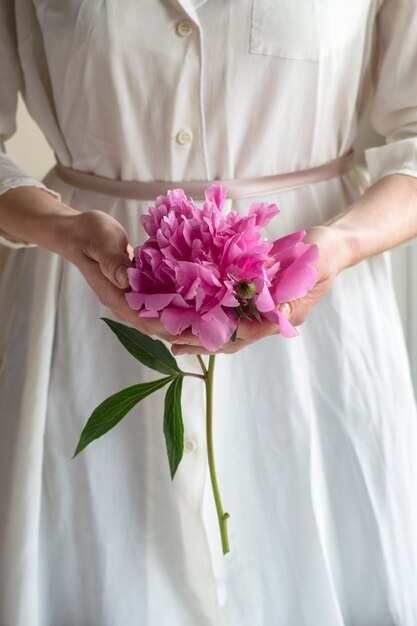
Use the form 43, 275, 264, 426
170, 225, 346, 355
60, 209, 179, 341
61, 213, 345, 353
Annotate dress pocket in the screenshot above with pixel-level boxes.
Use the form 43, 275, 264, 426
249, 0, 319, 62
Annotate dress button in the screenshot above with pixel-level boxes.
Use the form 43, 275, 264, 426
176, 20, 193, 37
176, 128, 194, 145
184, 438, 197, 453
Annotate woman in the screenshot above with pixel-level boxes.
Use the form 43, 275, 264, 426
1, 1, 417, 624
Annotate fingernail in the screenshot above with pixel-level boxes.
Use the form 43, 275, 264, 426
127, 244, 134, 261
116, 265, 128, 287
279, 303, 291, 318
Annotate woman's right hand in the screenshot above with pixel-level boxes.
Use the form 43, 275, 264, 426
58, 208, 181, 341
0, 186, 177, 341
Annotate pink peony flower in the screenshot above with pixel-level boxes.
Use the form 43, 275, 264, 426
126, 184, 319, 351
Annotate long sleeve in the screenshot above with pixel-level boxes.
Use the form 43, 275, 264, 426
364, 0, 417, 184
0, 0, 60, 249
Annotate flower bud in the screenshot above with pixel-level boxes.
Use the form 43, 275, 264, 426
235, 280, 257, 300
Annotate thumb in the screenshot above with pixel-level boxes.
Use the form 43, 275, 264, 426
98, 252, 132, 289
73, 210, 134, 288
114, 263, 130, 289
278, 302, 291, 319
278, 299, 307, 327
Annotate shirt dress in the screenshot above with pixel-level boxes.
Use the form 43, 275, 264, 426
1, 1, 417, 625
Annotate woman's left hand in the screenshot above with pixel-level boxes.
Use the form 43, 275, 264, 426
170, 225, 346, 356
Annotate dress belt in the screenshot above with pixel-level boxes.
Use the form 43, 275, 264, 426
54, 150, 355, 201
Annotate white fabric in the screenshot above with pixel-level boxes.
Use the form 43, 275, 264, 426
1, 1, 417, 625
193, 0, 210, 8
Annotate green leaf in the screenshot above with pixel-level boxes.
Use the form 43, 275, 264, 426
230, 328, 238, 342
247, 298, 262, 323
163, 377, 184, 480
73, 376, 175, 457
102, 318, 182, 376
236, 306, 252, 321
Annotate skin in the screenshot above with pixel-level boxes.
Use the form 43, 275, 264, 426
1, 172, 417, 356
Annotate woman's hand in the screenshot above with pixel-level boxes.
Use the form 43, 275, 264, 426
170, 225, 346, 356
62, 216, 345, 354
172, 173, 417, 355
57, 209, 181, 341
4, 171, 415, 352
276, 224, 346, 326
0, 186, 178, 341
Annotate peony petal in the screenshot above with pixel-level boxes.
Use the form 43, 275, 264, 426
171, 293, 192, 308
144, 293, 176, 311
138, 310, 160, 318
194, 307, 237, 351
254, 286, 276, 312
261, 308, 299, 337
130, 194, 317, 347
176, 261, 222, 290
248, 202, 280, 227
127, 267, 145, 292
270, 231, 306, 257
270, 233, 311, 270
272, 265, 318, 302
270, 245, 319, 302
232, 251, 270, 278
125, 292, 146, 310
167, 188, 188, 207
276, 309, 299, 337
219, 289, 240, 308
204, 184, 228, 210
160, 308, 200, 336
181, 277, 201, 301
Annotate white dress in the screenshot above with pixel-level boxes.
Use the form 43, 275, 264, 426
1, 1, 417, 624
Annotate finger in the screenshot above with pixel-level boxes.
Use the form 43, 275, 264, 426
121, 307, 176, 340
111, 308, 126, 322
233, 317, 278, 342
171, 339, 247, 356
170, 331, 204, 347
77, 255, 177, 339
127, 243, 134, 261
278, 298, 309, 327
278, 302, 291, 319
97, 254, 132, 289
79, 258, 149, 329
171, 344, 211, 356
81, 222, 132, 289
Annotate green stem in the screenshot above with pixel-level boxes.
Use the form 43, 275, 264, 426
205, 355, 230, 555
181, 372, 206, 380
197, 355, 208, 376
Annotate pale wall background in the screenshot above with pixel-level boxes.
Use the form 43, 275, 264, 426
6, 96, 56, 178
3, 96, 417, 392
